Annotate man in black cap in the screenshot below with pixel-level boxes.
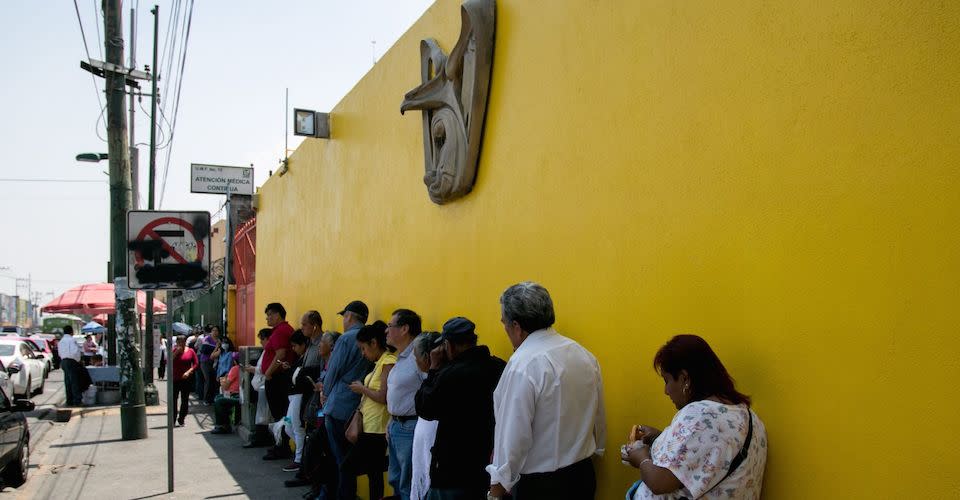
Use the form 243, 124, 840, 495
415, 317, 506, 500
323, 300, 373, 500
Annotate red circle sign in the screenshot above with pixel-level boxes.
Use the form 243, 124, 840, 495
133, 216, 206, 268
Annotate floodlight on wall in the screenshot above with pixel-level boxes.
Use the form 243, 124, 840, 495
293, 108, 330, 139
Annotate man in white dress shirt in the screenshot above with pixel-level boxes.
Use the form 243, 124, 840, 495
486, 282, 607, 500
58, 325, 84, 406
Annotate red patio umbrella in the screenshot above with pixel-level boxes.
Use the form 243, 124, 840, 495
41, 283, 167, 315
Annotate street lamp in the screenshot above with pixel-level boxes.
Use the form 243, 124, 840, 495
76, 153, 109, 162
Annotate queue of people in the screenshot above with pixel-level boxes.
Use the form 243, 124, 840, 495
198, 280, 767, 500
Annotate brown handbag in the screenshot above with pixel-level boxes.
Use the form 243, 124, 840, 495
345, 408, 363, 443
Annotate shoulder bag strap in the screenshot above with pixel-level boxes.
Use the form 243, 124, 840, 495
696, 408, 753, 498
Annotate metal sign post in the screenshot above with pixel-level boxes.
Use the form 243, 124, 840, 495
190, 163, 254, 359
127, 210, 209, 493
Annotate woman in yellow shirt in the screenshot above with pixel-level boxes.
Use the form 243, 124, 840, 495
347, 320, 397, 500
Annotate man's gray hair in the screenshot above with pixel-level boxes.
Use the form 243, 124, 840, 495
500, 281, 556, 333
321, 331, 341, 345
413, 332, 440, 360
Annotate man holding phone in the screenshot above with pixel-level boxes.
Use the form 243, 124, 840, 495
415, 317, 506, 500
262, 302, 296, 461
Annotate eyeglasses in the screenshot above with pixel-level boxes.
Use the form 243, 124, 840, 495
386, 323, 400, 329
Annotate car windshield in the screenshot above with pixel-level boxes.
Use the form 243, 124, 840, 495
1, 326, 17, 333
0, 345, 15, 356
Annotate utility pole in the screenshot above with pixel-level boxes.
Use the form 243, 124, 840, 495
104, 0, 147, 440
128, 5, 139, 210
142, 4, 160, 407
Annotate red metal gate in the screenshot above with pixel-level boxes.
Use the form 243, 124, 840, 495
233, 218, 256, 347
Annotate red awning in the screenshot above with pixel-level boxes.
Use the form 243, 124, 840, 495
41, 283, 167, 315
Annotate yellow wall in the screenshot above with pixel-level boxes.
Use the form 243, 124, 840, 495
256, 1, 960, 497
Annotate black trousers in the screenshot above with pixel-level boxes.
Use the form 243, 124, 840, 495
61, 358, 84, 404
264, 372, 291, 420
173, 378, 192, 423
303, 425, 337, 488
342, 432, 387, 500
513, 457, 595, 500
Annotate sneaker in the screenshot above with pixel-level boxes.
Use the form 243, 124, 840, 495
282, 462, 301, 472
177, 419, 185, 426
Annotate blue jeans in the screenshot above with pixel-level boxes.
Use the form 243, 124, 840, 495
325, 415, 355, 500
388, 417, 417, 500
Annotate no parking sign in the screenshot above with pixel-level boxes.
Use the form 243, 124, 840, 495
127, 211, 211, 290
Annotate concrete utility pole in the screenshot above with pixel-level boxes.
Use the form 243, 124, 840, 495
128, 5, 139, 210
104, 0, 147, 440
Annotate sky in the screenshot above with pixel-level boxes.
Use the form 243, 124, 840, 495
0, 0, 434, 302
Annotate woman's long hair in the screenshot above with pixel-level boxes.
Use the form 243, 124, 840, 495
653, 334, 751, 406
357, 320, 395, 353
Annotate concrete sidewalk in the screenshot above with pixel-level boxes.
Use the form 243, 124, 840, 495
13, 390, 310, 499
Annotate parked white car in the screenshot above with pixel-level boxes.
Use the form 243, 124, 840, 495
5, 337, 52, 377
0, 340, 45, 398
0, 360, 14, 399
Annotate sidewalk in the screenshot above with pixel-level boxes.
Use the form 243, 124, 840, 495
14, 388, 309, 499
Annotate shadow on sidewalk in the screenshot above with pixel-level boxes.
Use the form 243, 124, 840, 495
197, 423, 312, 498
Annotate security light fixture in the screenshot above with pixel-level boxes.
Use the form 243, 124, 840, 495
293, 109, 330, 139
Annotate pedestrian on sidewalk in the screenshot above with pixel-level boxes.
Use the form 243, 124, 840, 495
199, 325, 220, 405
58, 325, 84, 406
262, 303, 296, 461
344, 320, 396, 500
324, 300, 373, 500
288, 330, 341, 495
415, 317, 506, 500
171, 335, 199, 426
158, 336, 167, 380
410, 332, 441, 500
279, 330, 315, 472
211, 352, 241, 434
82, 335, 98, 366
487, 282, 607, 500
385, 308, 425, 500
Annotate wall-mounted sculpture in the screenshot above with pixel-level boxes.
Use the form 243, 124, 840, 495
400, 0, 496, 205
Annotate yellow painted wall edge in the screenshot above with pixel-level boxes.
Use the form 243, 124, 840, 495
256, 1, 960, 498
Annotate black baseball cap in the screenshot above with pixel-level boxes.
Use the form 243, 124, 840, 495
337, 300, 369, 318
435, 317, 478, 345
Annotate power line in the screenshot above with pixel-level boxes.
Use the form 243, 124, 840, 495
159, 0, 195, 208
92, 0, 103, 60
72, 0, 92, 61
72, 0, 106, 142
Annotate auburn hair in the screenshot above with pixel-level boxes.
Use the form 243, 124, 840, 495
653, 334, 751, 406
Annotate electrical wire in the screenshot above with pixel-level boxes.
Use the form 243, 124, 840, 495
73, 0, 106, 142
92, 0, 103, 60
138, 95, 167, 147
159, 0, 195, 208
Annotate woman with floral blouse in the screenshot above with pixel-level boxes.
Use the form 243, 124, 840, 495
622, 335, 768, 499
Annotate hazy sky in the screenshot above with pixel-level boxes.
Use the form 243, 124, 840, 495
0, 0, 434, 301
